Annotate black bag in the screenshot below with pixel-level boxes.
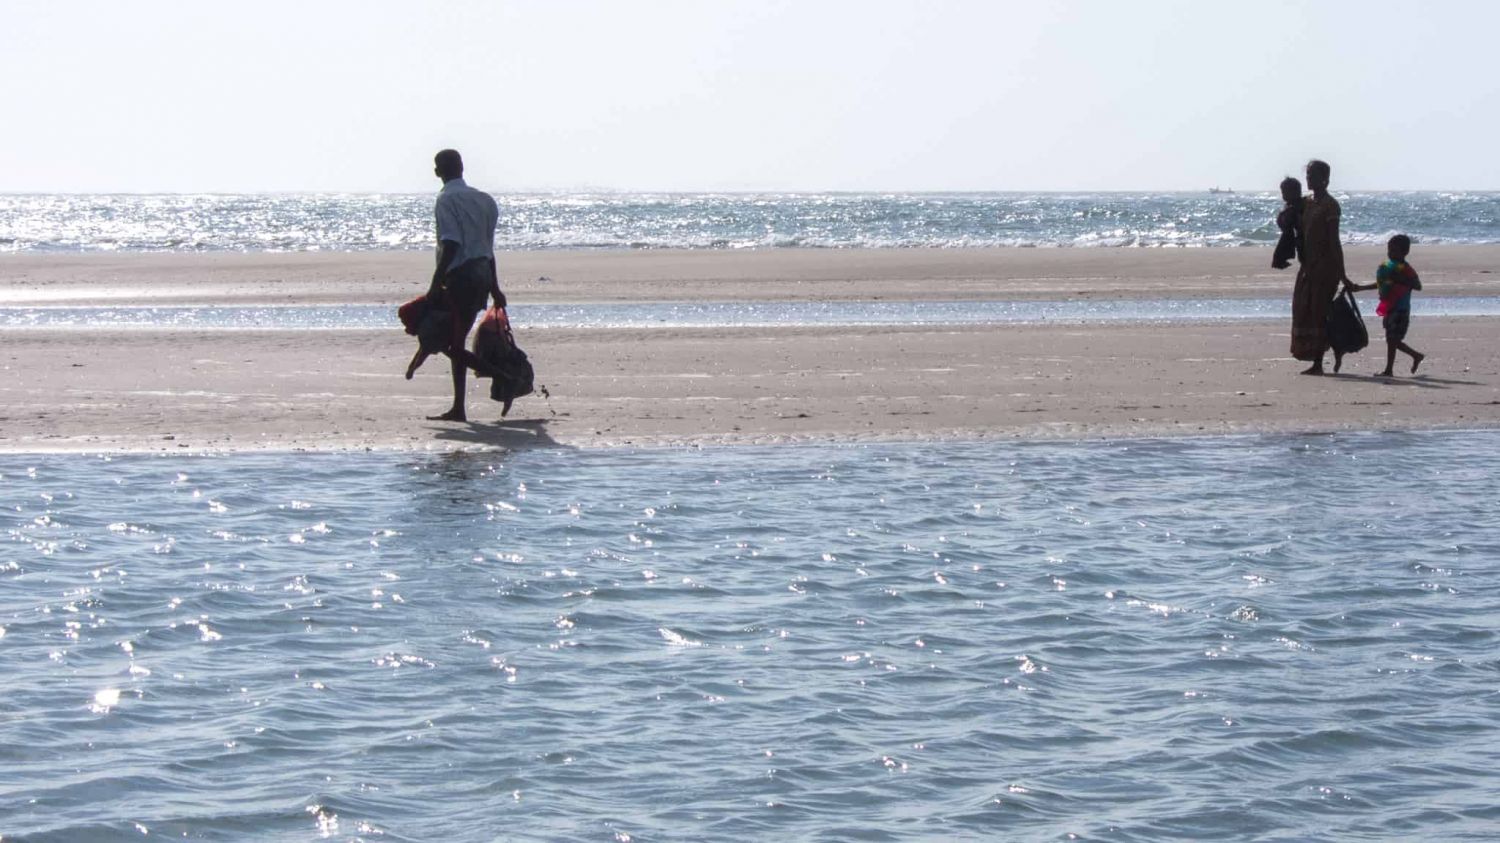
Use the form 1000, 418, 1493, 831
399, 294, 456, 353
1326, 289, 1369, 355
416, 305, 454, 354
489, 345, 535, 404
472, 307, 534, 404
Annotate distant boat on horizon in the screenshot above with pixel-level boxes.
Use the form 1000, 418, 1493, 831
1208, 187, 1235, 195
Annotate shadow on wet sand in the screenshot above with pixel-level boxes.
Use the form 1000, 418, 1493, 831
429, 417, 564, 449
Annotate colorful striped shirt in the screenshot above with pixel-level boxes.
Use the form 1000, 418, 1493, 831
1375, 259, 1420, 317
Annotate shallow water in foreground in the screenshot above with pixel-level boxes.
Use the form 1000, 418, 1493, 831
3, 433, 1500, 841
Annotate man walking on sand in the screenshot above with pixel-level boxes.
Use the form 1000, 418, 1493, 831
425, 148, 505, 422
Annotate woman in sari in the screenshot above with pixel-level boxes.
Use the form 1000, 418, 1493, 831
1290, 159, 1353, 374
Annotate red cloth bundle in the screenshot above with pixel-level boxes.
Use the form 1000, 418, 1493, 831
398, 295, 427, 336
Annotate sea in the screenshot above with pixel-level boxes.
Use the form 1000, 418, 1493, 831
4, 194, 1500, 841
5, 436, 1500, 841
1, 191, 1498, 252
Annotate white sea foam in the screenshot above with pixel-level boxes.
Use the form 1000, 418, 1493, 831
658, 628, 701, 647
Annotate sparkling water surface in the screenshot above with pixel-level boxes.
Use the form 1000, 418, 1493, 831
6, 297, 1500, 331
3, 192, 1497, 252
4, 432, 1500, 840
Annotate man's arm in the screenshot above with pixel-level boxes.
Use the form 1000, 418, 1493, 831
429, 239, 460, 298
431, 193, 464, 297
488, 258, 506, 308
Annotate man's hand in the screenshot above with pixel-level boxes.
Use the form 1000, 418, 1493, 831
488, 258, 506, 309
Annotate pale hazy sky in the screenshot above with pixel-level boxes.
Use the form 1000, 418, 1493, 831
4, 0, 1497, 193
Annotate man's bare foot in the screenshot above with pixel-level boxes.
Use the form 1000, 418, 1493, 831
1376, 370, 1394, 378
500, 397, 514, 418
1300, 363, 1324, 376
405, 364, 418, 381
426, 409, 466, 422
1411, 352, 1425, 374
1333, 353, 1344, 374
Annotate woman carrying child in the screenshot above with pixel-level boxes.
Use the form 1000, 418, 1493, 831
1289, 159, 1354, 375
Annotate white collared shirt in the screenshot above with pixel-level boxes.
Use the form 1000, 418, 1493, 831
434, 177, 499, 271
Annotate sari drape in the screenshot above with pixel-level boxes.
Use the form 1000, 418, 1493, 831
1290, 194, 1344, 361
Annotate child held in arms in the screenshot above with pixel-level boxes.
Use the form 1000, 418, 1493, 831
1348, 234, 1426, 377
1271, 176, 1303, 270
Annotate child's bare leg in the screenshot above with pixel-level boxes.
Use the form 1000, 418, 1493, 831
1378, 341, 1397, 377
405, 348, 430, 380
1399, 342, 1424, 373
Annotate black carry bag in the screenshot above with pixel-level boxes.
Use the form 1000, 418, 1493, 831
1326, 289, 1369, 355
472, 307, 535, 405
398, 293, 455, 354
416, 304, 455, 354
489, 345, 535, 405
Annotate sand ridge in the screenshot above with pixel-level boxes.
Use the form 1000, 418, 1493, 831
2, 248, 1498, 452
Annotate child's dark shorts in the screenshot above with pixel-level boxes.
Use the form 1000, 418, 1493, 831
1383, 310, 1410, 344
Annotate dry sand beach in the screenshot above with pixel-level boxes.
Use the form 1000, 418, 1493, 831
3, 246, 1499, 452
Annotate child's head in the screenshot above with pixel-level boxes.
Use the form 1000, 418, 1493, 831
1279, 176, 1302, 204
1387, 234, 1412, 261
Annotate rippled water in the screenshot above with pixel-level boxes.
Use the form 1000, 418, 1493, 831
6, 297, 1500, 332
3, 192, 1497, 252
4, 433, 1500, 840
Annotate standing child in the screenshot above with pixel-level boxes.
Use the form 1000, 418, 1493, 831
1271, 176, 1303, 270
1350, 234, 1425, 377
